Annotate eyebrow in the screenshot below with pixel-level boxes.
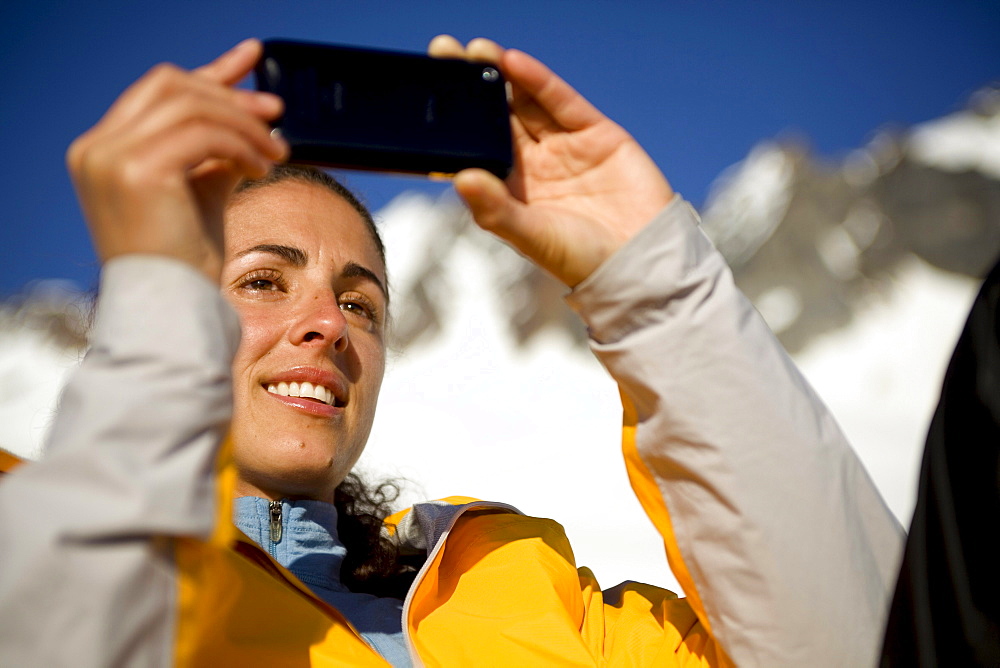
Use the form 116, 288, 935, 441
341, 262, 389, 303
236, 244, 388, 302
237, 244, 307, 267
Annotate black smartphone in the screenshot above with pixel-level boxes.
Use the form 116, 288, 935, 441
255, 39, 513, 179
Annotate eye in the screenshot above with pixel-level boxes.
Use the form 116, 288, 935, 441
339, 293, 379, 323
246, 279, 278, 291
236, 269, 287, 295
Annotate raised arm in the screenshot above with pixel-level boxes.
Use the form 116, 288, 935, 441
0, 41, 285, 665
435, 36, 905, 665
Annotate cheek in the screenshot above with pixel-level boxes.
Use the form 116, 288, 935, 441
361, 342, 386, 404
231, 308, 285, 380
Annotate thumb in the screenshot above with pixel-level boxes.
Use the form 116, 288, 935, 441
453, 168, 524, 238
454, 168, 606, 287
454, 168, 573, 284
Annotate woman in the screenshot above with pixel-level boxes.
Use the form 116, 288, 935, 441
0, 37, 903, 666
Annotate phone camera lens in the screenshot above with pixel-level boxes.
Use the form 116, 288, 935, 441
482, 67, 499, 83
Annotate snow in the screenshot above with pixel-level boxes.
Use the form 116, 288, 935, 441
0, 324, 82, 462
908, 107, 1000, 179
794, 258, 977, 523
700, 143, 795, 267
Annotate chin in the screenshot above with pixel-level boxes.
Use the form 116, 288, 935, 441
233, 436, 356, 501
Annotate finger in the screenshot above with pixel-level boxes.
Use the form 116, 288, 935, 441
464, 37, 504, 64
454, 168, 527, 239
115, 88, 287, 162
97, 62, 282, 138
189, 158, 236, 183
427, 34, 466, 59
152, 123, 275, 178
502, 49, 604, 134
454, 167, 580, 283
194, 38, 262, 86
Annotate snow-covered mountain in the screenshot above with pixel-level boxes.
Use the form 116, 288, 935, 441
2, 87, 997, 592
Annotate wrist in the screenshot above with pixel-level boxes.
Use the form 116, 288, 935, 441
566, 196, 712, 342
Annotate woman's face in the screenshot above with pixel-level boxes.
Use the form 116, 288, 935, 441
221, 180, 388, 501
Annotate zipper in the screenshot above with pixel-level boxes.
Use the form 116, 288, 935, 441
256, 500, 383, 661
269, 500, 283, 543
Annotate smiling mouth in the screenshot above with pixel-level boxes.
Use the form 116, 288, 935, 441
265, 381, 342, 407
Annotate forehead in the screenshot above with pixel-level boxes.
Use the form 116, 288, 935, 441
225, 180, 384, 279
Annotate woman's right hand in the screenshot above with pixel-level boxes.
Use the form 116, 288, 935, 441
66, 38, 288, 281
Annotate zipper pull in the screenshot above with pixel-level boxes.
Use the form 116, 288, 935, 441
269, 500, 283, 543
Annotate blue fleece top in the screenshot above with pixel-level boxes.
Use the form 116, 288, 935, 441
234, 497, 411, 667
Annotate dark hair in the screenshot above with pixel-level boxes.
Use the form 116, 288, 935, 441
233, 165, 414, 598
335, 473, 419, 598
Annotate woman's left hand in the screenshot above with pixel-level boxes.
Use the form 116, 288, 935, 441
66, 39, 286, 281
429, 36, 675, 288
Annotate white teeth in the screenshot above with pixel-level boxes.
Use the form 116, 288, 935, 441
266, 381, 335, 405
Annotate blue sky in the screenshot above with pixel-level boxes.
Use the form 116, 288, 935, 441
2, 0, 997, 295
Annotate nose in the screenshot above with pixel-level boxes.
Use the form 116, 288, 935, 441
289, 291, 349, 353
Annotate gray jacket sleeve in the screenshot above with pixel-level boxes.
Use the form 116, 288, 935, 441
566, 197, 905, 667
0, 255, 239, 666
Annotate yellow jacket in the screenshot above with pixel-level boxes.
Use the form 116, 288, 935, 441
175, 471, 723, 667
2, 443, 716, 666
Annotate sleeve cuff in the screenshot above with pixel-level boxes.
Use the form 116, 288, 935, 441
565, 196, 723, 344
92, 255, 241, 368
